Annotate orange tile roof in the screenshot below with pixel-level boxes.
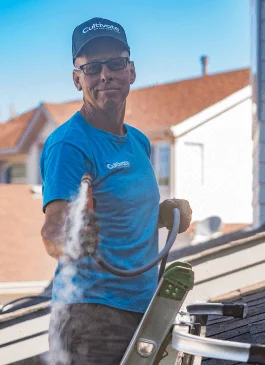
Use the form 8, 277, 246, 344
44, 100, 82, 125
0, 68, 250, 150
44, 68, 250, 133
0, 185, 56, 282
0, 109, 37, 149
125, 68, 250, 132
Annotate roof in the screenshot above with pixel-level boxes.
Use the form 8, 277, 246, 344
0, 185, 56, 283
125, 68, 250, 133
0, 300, 50, 365
0, 109, 37, 149
44, 68, 250, 134
44, 100, 82, 125
172, 223, 265, 304
0, 68, 250, 150
168, 221, 265, 263
202, 281, 265, 365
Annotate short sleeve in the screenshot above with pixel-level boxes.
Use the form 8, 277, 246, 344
41, 142, 93, 213
140, 133, 151, 159
145, 138, 151, 159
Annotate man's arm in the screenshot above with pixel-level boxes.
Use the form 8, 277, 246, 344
41, 200, 69, 260
41, 199, 100, 261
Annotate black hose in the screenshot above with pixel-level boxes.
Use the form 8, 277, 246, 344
158, 230, 171, 282
0, 209, 179, 316
90, 208, 180, 277
0, 295, 51, 314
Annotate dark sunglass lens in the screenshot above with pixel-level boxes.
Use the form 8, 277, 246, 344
108, 58, 127, 71
85, 63, 102, 75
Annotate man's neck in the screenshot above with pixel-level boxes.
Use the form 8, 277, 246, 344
80, 100, 126, 136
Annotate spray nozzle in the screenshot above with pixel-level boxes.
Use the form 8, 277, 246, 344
80, 174, 96, 210
81, 174, 92, 186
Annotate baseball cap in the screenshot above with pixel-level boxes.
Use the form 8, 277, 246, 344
72, 17, 130, 64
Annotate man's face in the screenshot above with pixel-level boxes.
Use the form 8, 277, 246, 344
73, 38, 136, 111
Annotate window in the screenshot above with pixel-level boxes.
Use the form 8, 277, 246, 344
158, 144, 170, 186
184, 142, 204, 185
5, 163, 26, 184
150, 143, 171, 186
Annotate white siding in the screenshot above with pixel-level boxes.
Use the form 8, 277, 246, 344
174, 98, 253, 224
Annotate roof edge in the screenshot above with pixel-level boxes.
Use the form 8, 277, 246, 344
175, 230, 265, 266
0, 106, 42, 155
131, 67, 250, 93
0, 301, 51, 323
0, 280, 50, 295
210, 279, 265, 303
171, 86, 251, 137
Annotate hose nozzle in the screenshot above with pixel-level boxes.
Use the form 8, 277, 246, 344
81, 174, 94, 211
81, 174, 92, 186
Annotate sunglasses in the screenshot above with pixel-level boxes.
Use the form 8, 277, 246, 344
75, 57, 130, 76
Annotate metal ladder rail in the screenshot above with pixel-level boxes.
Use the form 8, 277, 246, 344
120, 262, 194, 365
177, 302, 249, 365
186, 302, 248, 318
172, 328, 265, 364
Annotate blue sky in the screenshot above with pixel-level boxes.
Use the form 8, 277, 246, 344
0, 0, 250, 121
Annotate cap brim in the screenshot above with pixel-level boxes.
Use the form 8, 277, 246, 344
73, 35, 130, 64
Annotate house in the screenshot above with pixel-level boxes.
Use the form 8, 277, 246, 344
1, 1, 265, 362
0, 64, 253, 233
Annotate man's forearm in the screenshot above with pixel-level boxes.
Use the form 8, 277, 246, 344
41, 225, 65, 260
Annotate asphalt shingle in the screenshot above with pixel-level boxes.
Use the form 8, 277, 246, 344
201, 281, 265, 365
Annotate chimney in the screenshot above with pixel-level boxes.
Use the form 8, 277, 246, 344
200, 55, 208, 76
9, 103, 16, 120
252, 0, 265, 227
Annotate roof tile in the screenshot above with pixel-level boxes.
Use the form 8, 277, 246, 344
125, 68, 250, 132
0, 109, 36, 149
202, 281, 265, 364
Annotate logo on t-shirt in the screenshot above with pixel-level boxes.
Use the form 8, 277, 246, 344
107, 161, 130, 170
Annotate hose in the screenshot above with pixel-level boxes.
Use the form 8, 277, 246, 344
0, 210, 179, 315
89, 208, 180, 277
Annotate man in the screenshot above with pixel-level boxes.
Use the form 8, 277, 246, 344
41, 17, 192, 365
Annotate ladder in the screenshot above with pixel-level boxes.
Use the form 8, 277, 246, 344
120, 261, 194, 365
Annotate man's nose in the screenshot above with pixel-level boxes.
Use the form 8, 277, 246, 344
100, 64, 113, 82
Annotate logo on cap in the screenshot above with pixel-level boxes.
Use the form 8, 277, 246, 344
83, 22, 120, 34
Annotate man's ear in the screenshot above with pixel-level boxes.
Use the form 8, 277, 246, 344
73, 70, 82, 91
129, 61, 136, 85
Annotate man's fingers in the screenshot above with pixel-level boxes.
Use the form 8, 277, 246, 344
170, 198, 192, 233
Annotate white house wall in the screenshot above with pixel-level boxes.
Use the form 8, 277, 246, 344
174, 98, 253, 224
26, 119, 57, 185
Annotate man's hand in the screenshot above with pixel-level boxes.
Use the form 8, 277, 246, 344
158, 198, 192, 233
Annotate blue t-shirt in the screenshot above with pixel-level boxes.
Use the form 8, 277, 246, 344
40, 112, 160, 313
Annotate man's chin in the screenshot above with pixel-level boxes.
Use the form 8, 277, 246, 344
100, 99, 122, 111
